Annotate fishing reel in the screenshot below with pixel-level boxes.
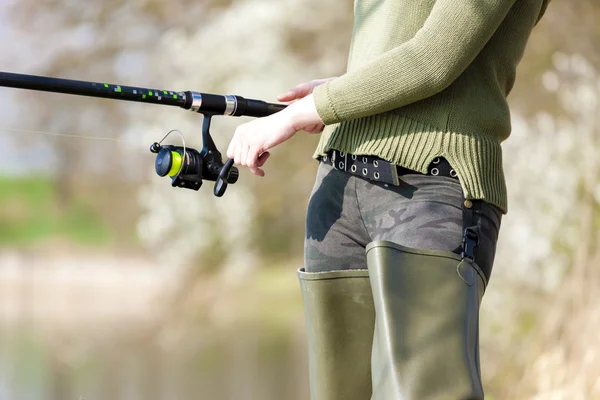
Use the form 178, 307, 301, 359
149, 113, 239, 197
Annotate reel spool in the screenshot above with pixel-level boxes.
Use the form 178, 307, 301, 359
149, 127, 239, 196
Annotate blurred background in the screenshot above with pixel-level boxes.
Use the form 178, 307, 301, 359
0, 0, 597, 399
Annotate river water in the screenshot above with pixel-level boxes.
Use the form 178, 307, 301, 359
0, 251, 310, 400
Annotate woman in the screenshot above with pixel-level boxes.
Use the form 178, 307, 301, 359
227, 0, 549, 398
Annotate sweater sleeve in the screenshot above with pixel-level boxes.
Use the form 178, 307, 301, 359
313, 0, 517, 125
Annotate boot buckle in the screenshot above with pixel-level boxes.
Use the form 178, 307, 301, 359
461, 228, 479, 261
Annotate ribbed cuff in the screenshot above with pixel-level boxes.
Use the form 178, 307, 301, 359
312, 83, 341, 125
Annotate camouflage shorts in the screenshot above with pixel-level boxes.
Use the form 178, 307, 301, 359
304, 161, 503, 281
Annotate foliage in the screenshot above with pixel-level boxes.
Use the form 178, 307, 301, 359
0, 177, 111, 245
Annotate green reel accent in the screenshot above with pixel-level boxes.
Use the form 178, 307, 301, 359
154, 147, 185, 178
168, 151, 183, 177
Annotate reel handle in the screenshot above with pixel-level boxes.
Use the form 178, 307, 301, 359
214, 158, 238, 197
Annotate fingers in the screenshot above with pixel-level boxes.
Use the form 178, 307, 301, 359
257, 151, 270, 167
250, 167, 265, 177
246, 146, 259, 173
235, 143, 243, 167
241, 144, 250, 168
276, 91, 297, 103
246, 149, 269, 177
226, 138, 235, 161
227, 132, 270, 177
277, 78, 337, 103
250, 152, 270, 177
231, 143, 263, 177
277, 82, 314, 102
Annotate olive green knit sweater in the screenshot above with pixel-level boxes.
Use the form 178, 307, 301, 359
313, 0, 549, 213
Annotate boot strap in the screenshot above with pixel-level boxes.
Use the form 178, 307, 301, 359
461, 200, 481, 262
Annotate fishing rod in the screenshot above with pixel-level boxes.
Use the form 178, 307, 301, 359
0, 71, 287, 197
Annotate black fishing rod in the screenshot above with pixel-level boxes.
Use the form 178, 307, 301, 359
0, 71, 288, 197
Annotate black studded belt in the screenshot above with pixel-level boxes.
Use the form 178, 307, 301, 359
319, 150, 459, 186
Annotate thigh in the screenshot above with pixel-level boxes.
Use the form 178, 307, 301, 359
304, 163, 371, 273
356, 174, 502, 280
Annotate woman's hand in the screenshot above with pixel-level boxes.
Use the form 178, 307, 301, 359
277, 78, 336, 133
226, 93, 324, 177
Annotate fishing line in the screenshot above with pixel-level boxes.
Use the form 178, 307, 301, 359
0, 126, 122, 142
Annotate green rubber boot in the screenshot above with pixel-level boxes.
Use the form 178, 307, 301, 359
366, 241, 487, 400
298, 268, 376, 400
